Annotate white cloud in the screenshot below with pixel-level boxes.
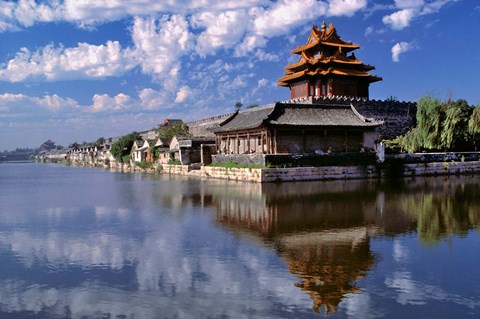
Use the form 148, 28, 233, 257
193, 10, 249, 56
391, 41, 415, 62
254, 49, 280, 62
0, 92, 78, 112
32, 94, 78, 112
90, 93, 134, 112
174, 86, 193, 103
129, 15, 193, 83
394, 0, 425, 9
327, 0, 368, 17
383, 0, 457, 30
234, 35, 267, 57
138, 88, 170, 110
0, 0, 266, 30
0, 41, 133, 82
252, 0, 328, 38
382, 9, 416, 30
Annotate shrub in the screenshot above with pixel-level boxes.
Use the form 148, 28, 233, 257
209, 161, 265, 169
135, 161, 153, 170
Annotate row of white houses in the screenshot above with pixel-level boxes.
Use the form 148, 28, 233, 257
36, 134, 216, 167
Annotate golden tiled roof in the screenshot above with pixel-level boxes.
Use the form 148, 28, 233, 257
278, 22, 382, 87
291, 22, 360, 54
278, 68, 382, 86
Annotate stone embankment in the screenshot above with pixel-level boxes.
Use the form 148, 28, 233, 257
155, 161, 480, 183
63, 152, 480, 183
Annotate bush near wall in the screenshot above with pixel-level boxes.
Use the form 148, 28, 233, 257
265, 153, 377, 167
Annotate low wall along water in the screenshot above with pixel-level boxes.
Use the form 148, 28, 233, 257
62, 152, 480, 183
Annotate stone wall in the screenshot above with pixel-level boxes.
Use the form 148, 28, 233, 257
353, 99, 416, 140
158, 160, 480, 183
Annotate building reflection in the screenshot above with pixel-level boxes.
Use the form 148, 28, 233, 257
206, 176, 480, 313
210, 180, 382, 314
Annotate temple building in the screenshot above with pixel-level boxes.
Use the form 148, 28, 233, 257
201, 21, 416, 161
214, 102, 382, 155
278, 21, 382, 99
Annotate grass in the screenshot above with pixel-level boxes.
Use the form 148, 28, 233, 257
135, 161, 153, 170
209, 161, 266, 169
168, 159, 182, 165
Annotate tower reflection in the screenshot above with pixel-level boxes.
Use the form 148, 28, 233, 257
211, 180, 381, 314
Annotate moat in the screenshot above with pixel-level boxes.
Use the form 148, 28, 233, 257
0, 162, 479, 318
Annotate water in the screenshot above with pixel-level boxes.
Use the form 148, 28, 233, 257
0, 162, 479, 318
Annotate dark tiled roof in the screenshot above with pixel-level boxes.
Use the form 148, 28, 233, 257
270, 104, 381, 127
213, 105, 275, 132
134, 140, 145, 148
214, 102, 381, 133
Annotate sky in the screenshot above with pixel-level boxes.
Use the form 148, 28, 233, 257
0, 0, 479, 150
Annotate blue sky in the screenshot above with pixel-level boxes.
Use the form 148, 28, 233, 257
0, 0, 479, 150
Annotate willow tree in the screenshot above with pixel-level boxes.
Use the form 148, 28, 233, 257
110, 131, 141, 162
441, 99, 471, 150
401, 96, 445, 152
468, 106, 480, 150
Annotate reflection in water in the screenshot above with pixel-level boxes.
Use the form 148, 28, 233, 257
391, 178, 480, 245
212, 180, 381, 314
0, 164, 479, 318
210, 177, 480, 314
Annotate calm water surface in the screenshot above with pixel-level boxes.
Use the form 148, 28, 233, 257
0, 162, 479, 318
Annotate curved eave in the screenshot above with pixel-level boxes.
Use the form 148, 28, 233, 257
291, 42, 360, 55
285, 57, 370, 73
278, 69, 383, 84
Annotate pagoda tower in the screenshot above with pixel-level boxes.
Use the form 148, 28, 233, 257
278, 21, 382, 99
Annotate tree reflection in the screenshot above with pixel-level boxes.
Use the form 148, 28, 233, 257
396, 178, 480, 245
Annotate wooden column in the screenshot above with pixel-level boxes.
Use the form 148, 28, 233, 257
302, 130, 306, 153
344, 129, 348, 152
261, 131, 265, 154
274, 129, 277, 154
236, 133, 239, 154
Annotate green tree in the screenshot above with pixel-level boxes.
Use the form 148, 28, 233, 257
96, 137, 106, 146
110, 131, 141, 162
156, 122, 189, 140
441, 99, 471, 150
468, 106, 480, 150
401, 96, 445, 152
234, 101, 243, 111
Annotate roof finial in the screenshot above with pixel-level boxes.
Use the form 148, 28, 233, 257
321, 21, 327, 32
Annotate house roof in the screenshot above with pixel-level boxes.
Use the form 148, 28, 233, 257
270, 104, 381, 127
214, 105, 276, 132
213, 102, 382, 133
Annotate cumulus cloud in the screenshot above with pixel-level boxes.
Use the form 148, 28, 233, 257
0, 92, 78, 112
383, 0, 457, 30
0, 41, 134, 82
382, 8, 416, 30
129, 15, 193, 79
174, 86, 193, 103
0, 0, 371, 84
0, 0, 266, 29
193, 10, 249, 56
327, 0, 368, 17
391, 41, 415, 62
90, 93, 134, 112
252, 0, 327, 38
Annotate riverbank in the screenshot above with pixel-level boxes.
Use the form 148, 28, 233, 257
57, 152, 480, 183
